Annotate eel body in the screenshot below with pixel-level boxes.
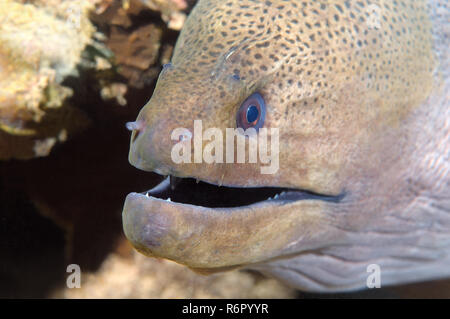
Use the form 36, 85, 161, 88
123, 0, 449, 291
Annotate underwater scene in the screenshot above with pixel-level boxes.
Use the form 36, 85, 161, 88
0, 0, 449, 299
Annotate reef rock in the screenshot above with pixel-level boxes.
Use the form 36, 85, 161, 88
57, 246, 297, 299
0, 0, 100, 159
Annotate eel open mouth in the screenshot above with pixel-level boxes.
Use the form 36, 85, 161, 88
138, 175, 344, 208
123, 175, 344, 269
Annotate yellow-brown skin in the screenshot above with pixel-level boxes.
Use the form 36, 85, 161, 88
123, 0, 448, 290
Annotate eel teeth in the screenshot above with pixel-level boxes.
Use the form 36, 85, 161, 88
170, 175, 182, 190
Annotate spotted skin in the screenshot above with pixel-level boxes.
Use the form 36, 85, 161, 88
123, 0, 449, 291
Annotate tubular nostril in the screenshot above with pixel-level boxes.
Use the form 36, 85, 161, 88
126, 120, 145, 143
126, 121, 143, 131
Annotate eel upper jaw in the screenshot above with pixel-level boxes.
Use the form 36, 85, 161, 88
122, 175, 344, 270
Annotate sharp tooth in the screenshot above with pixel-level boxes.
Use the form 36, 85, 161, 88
196, 178, 200, 184
170, 175, 175, 190
167, 197, 171, 202
274, 194, 279, 199
170, 175, 183, 190
145, 192, 149, 197
268, 197, 272, 200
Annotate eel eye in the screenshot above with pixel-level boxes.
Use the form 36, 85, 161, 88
236, 92, 266, 131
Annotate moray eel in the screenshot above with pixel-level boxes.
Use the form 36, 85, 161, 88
123, 0, 449, 291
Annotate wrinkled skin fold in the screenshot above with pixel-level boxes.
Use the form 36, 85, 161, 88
123, 0, 449, 291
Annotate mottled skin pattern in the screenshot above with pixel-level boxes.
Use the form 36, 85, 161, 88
123, 0, 449, 291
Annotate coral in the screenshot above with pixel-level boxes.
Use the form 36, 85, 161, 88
106, 24, 163, 88
0, 0, 192, 159
56, 247, 297, 299
0, 0, 98, 159
140, 0, 189, 30
92, 0, 190, 89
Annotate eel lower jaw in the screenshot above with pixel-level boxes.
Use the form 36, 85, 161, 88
122, 175, 344, 269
